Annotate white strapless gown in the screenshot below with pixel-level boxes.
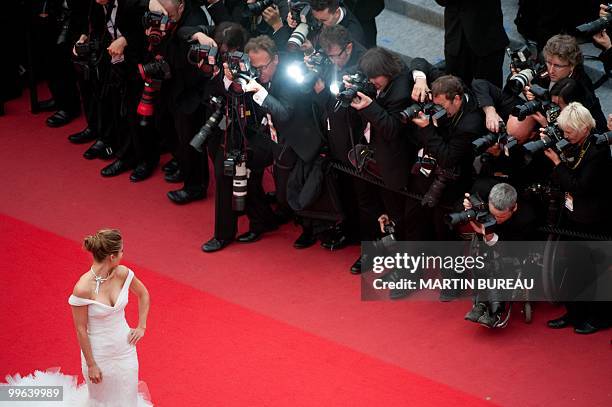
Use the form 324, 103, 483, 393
2, 269, 152, 406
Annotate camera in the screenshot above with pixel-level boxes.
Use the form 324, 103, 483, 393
223, 150, 249, 211
593, 131, 612, 146
372, 223, 397, 252
506, 45, 534, 71
187, 44, 219, 76
190, 96, 225, 153
248, 0, 274, 14
421, 167, 459, 208
246, 0, 274, 16
224, 51, 258, 91
287, 1, 322, 51
74, 40, 101, 60
399, 102, 448, 127
288, 52, 333, 90
334, 72, 375, 110
506, 63, 547, 96
142, 11, 176, 48
136, 57, 172, 127
511, 84, 561, 122
523, 123, 571, 159
56, 8, 71, 45
472, 122, 510, 155
576, 12, 612, 35
445, 194, 497, 233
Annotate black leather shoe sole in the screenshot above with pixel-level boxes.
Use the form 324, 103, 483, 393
68, 128, 96, 144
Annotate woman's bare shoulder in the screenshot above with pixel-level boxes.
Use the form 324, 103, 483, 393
72, 273, 92, 299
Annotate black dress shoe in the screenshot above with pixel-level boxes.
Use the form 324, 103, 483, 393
130, 162, 157, 182
320, 233, 349, 251
101, 159, 132, 177
46, 110, 76, 128
547, 314, 572, 329
202, 237, 232, 253
167, 188, 206, 204
574, 320, 599, 335
162, 158, 179, 174
164, 168, 184, 183
68, 128, 96, 144
350, 255, 363, 274
236, 231, 262, 243
293, 231, 316, 249
38, 98, 56, 112
83, 140, 113, 160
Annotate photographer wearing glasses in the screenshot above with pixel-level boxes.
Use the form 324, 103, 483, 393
221, 35, 322, 247
507, 35, 607, 143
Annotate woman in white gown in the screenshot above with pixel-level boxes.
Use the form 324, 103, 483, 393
68, 229, 151, 406
3, 229, 153, 406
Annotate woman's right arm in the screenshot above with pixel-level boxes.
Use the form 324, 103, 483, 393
71, 288, 103, 383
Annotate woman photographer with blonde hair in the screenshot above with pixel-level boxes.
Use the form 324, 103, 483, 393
541, 103, 612, 335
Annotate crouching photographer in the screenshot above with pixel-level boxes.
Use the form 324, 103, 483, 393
405, 75, 485, 241
540, 102, 612, 334
451, 183, 537, 328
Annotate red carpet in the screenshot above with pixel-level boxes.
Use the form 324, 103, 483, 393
1, 91, 611, 406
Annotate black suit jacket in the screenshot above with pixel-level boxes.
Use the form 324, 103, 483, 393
435, 0, 509, 57
343, 0, 384, 21
552, 137, 612, 226
88, 0, 148, 67
245, 59, 323, 164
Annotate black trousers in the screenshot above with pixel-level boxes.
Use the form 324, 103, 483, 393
208, 132, 238, 241
358, 17, 378, 48
445, 31, 506, 89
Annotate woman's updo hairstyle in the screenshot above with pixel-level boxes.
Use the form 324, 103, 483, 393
84, 229, 122, 262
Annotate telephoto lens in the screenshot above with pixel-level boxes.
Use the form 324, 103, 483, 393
232, 161, 248, 211
507, 68, 535, 95
190, 97, 224, 152
593, 131, 612, 146
246, 0, 274, 16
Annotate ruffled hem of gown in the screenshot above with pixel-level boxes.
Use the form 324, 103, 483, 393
2, 368, 153, 406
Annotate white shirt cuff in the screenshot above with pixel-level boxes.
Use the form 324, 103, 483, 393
223, 76, 232, 91
252, 87, 269, 106
484, 233, 499, 246
412, 70, 426, 81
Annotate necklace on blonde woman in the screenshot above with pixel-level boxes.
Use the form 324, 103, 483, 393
90, 267, 110, 294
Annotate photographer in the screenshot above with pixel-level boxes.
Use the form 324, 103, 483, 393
199, 22, 250, 252
278, 0, 365, 54
220, 35, 322, 248
542, 102, 612, 334
461, 183, 537, 328
507, 34, 607, 142
406, 75, 485, 241
344, 47, 424, 241
74, 0, 150, 169
141, 0, 216, 202
309, 25, 384, 268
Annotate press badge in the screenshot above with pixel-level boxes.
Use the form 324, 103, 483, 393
564, 192, 574, 212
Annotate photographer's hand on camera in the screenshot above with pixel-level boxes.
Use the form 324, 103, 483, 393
262, 5, 283, 32
350, 91, 372, 110
286, 9, 299, 29
600, 3, 611, 17
377, 214, 391, 234
148, 0, 166, 15
192, 32, 217, 48
73, 34, 88, 57
411, 77, 430, 103
539, 128, 562, 166
483, 106, 503, 133
593, 29, 611, 50
411, 111, 430, 128
523, 86, 535, 101
462, 193, 495, 241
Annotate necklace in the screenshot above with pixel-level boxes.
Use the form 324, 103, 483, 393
90, 267, 110, 295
